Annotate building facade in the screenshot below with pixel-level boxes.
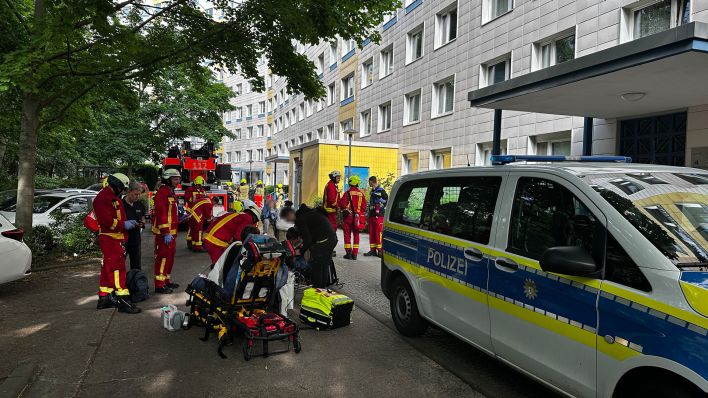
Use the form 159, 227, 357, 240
220, 0, 708, 196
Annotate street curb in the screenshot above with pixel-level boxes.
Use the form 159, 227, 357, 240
32, 258, 101, 272
0, 363, 37, 398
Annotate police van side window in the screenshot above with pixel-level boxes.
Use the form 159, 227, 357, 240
424, 177, 502, 244
605, 233, 652, 291
390, 182, 429, 227
508, 177, 599, 261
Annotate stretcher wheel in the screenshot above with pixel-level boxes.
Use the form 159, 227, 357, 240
293, 338, 302, 353
242, 341, 250, 361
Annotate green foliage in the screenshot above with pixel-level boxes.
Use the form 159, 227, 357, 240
24, 225, 55, 258
377, 172, 397, 192
49, 211, 100, 256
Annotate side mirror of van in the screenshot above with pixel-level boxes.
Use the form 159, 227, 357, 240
540, 246, 600, 277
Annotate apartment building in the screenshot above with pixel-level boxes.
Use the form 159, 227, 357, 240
221, 0, 708, 192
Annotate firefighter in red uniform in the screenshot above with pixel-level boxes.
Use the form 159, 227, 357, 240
339, 175, 367, 260
203, 204, 261, 264
152, 168, 181, 294
94, 173, 141, 313
185, 175, 208, 250
364, 176, 388, 257
323, 170, 341, 256
187, 194, 213, 252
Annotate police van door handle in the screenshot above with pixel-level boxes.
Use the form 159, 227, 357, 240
495, 257, 519, 272
464, 247, 484, 261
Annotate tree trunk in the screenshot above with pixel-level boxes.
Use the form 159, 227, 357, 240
127, 163, 133, 178
16, 93, 41, 235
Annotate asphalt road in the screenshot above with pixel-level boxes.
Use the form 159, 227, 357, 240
331, 231, 561, 398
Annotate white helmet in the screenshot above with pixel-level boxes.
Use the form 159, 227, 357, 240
330, 170, 341, 178
162, 169, 181, 179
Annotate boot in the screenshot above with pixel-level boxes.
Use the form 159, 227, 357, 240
96, 294, 117, 310
343, 252, 352, 260
166, 282, 180, 289
363, 250, 377, 257
351, 254, 357, 260
114, 294, 141, 314
155, 286, 174, 294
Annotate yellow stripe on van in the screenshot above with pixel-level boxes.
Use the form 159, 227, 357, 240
384, 252, 640, 361
384, 222, 708, 330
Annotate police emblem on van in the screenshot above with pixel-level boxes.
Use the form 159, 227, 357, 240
523, 278, 538, 300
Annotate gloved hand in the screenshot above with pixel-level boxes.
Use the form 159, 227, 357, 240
124, 220, 138, 230
164, 234, 174, 245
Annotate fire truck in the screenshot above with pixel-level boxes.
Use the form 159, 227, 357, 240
151, 141, 234, 223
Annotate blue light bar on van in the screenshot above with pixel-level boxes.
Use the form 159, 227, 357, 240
490, 155, 632, 165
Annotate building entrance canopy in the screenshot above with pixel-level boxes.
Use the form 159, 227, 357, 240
468, 23, 708, 119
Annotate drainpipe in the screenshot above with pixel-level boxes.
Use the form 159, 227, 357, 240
583, 117, 593, 156
492, 109, 502, 156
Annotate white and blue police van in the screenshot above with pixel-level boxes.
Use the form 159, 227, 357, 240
380, 155, 708, 398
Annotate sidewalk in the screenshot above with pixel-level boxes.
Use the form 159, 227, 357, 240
0, 231, 481, 397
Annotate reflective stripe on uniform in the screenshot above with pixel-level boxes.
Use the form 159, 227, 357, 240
203, 212, 240, 247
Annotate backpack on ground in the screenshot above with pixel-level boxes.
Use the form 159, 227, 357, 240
299, 287, 353, 329
126, 269, 150, 303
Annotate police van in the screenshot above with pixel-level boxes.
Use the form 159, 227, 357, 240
380, 155, 708, 398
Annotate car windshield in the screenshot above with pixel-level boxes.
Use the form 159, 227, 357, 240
583, 171, 708, 266
32, 196, 64, 214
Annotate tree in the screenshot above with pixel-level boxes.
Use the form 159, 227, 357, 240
0, 0, 397, 234
82, 64, 234, 174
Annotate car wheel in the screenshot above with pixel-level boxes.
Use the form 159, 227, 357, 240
390, 275, 427, 337
615, 371, 704, 398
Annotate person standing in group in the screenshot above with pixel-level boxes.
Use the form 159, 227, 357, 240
236, 178, 250, 201
254, 180, 265, 208
123, 182, 146, 270
261, 199, 277, 236
323, 170, 341, 256
203, 204, 261, 264
94, 173, 141, 313
186, 192, 213, 252
281, 205, 338, 288
274, 183, 285, 209
364, 176, 388, 258
152, 168, 181, 294
225, 181, 234, 210
184, 176, 207, 250
339, 175, 367, 260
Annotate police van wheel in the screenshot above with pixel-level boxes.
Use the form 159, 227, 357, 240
390, 276, 427, 337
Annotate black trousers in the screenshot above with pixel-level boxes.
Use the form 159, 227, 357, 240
125, 243, 141, 270
309, 238, 337, 288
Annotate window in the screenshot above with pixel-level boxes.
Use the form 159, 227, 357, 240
432, 76, 454, 117
341, 74, 355, 101
285, 113, 290, 128
361, 58, 374, 89
267, 98, 273, 112
378, 101, 392, 132
267, 124, 272, 137
435, 4, 457, 48
536, 33, 575, 69
257, 149, 263, 161
482, 56, 510, 86
624, 0, 690, 41
307, 132, 313, 142
342, 39, 356, 58
329, 40, 338, 65
379, 45, 394, 78
340, 118, 353, 138
235, 107, 243, 119
306, 100, 314, 116
224, 111, 231, 123
317, 52, 325, 74
246, 104, 253, 117
483, 0, 513, 23
257, 125, 264, 137
258, 101, 266, 115
422, 177, 502, 244
406, 25, 424, 63
390, 182, 429, 226
235, 151, 241, 162
326, 123, 336, 139
402, 153, 418, 175
317, 127, 324, 139
508, 178, 600, 261
359, 110, 372, 137
327, 83, 336, 105
299, 103, 305, 121
383, 10, 397, 25
403, 90, 422, 125
244, 81, 251, 94
290, 109, 297, 124
247, 150, 253, 161
431, 150, 450, 169
318, 98, 325, 111
247, 126, 254, 139
476, 140, 507, 165
235, 128, 241, 140
235, 83, 242, 95
530, 131, 572, 156
605, 233, 652, 291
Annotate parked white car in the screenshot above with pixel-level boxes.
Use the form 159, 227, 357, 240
0, 212, 31, 284
0, 192, 96, 227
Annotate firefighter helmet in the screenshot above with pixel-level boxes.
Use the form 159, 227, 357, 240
226, 181, 233, 187
277, 183, 283, 189
162, 169, 181, 179
348, 175, 361, 186
329, 170, 342, 178
244, 204, 261, 221
241, 178, 247, 184
194, 176, 205, 185
257, 180, 263, 186
107, 173, 130, 192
